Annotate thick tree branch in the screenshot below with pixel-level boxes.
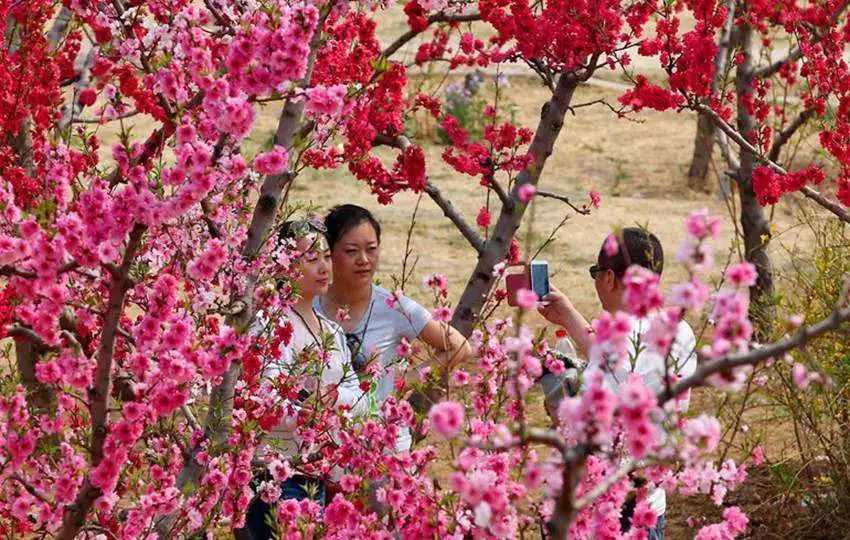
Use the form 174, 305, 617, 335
7, 325, 57, 352
768, 107, 814, 163
697, 103, 850, 223
452, 73, 579, 337
382, 11, 481, 59
59, 47, 99, 130
549, 452, 587, 539
573, 461, 637, 511
371, 133, 486, 253
58, 223, 146, 540
659, 304, 850, 405
47, 7, 73, 49
425, 182, 485, 253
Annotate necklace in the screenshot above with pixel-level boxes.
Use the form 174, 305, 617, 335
290, 306, 324, 348
324, 286, 373, 330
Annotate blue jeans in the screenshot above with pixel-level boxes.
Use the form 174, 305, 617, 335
244, 474, 326, 540
649, 514, 666, 540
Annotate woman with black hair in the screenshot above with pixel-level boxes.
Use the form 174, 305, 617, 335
245, 219, 367, 539
314, 204, 471, 452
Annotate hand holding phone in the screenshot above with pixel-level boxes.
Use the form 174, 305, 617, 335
530, 260, 550, 299
506, 260, 549, 307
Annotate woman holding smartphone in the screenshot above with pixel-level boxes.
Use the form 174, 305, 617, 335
314, 204, 471, 452
246, 219, 367, 540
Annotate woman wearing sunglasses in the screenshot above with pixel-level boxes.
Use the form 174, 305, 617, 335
245, 219, 368, 540
314, 205, 471, 452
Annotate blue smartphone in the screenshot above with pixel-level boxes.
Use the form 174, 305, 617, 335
530, 260, 550, 298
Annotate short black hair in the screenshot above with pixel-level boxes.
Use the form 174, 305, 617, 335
324, 204, 381, 250
597, 227, 664, 277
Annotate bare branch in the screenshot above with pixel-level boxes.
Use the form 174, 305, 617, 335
714, 129, 740, 172
373, 133, 411, 151
0, 265, 36, 278
7, 325, 57, 352
382, 11, 481, 59
72, 109, 139, 125
425, 181, 485, 253
371, 134, 487, 253
697, 103, 850, 223
182, 405, 202, 433
467, 426, 567, 455
535, 190, 592, 215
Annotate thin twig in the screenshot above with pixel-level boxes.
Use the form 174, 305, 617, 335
535, 190, 592, 215
72, 109, 139, 124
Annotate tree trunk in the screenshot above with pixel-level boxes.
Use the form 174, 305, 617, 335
451, 74, 578, 338
687, 0, 738, 192
735, 23, 775, 337
687, 113, 716, 191
15, 340, 55, 413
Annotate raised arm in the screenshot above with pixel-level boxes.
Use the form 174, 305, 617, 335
538, 285, 593, 359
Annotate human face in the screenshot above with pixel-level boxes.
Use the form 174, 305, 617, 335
295, 234, 331, 300
330, 221, 380, 288
593, 263, 620, 313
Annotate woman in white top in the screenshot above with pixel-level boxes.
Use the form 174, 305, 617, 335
246, 219, 366, 540
314, 205, 471, 452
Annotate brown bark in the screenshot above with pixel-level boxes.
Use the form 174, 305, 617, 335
451, 74, 579, 338
57, 224, 146, 539
687, 0, 737, 191
735, 23, 775, 336
687, 113, 716, 191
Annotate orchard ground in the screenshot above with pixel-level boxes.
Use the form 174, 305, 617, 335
94, 66, 830, 540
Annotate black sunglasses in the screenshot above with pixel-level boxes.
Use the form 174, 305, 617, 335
345, 332, 368, 372
589, 264, 608, 280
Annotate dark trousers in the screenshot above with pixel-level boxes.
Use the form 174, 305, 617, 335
244, 474, 326, 540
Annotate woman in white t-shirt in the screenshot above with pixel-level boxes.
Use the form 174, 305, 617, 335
246, 219, 367, 540
314, 205, 471, 452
